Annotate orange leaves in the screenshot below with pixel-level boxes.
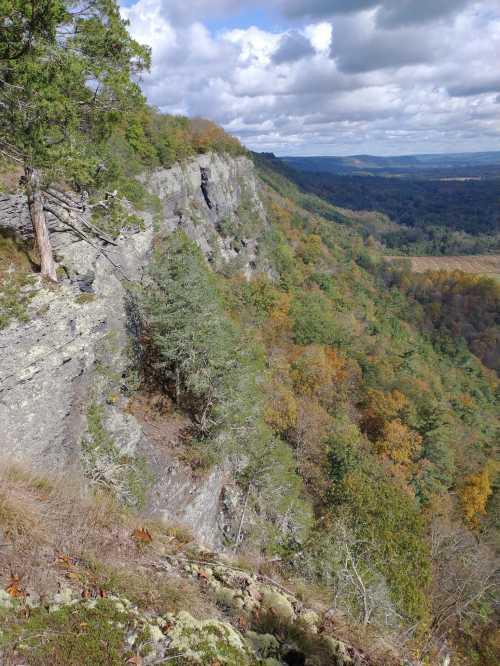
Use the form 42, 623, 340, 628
361, 388, 408, 440
270, 292, 292, 324
264, 292, 292, 344
190, 118, 243, 155
127, 656, 144, 666
290, 345, 349, 404
56, 553, 77, 567
132, 527, 153, 544
55, 553, 83, 583
55, 553, 110, 598
6, 574, 26, 598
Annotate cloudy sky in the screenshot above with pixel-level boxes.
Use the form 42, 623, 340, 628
121, 0, 500, 156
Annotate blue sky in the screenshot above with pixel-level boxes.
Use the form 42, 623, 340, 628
206, 7, 283, 32
121, 0, 500, 156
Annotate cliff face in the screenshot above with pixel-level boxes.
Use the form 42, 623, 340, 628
0, 152, 265, 548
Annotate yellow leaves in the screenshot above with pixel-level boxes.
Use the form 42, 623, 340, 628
132, 527, 153, 544
376, 419, 423, 467
455, 392, 475, 412
269, 292, 292, 327
55, 554, 83, 582
56, 553, 77, 568
297, 234, 324, 265
460, 466, 494, 528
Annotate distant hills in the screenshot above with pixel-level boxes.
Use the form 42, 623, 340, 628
254, 150, 500, 254
281, 151, 500, 176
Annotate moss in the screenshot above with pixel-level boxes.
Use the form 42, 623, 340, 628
0, 598, 149, 666
166, 611, 255, 665
260, 589, 295, 624
245, 631, 280, 659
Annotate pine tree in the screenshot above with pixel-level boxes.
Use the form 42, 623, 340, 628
0, 0, 150, 280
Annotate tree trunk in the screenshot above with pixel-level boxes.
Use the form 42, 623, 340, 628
25, 166, 57, 282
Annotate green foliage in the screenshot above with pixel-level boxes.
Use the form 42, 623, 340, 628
112, 111, 246, 173
0, 1, 150, 179
142, 231, 240, 431
290, 290, 350, 348
238, 425, 312, 553
0, 599, 148, 666
398, 268, 500, 373
140, 232, 309, 549
327, 419, 364, 496
261, 225, 302, 290
91, 196, 145, 239
336, 470, 431, 621
249, 161, 499, 636
82, 403, 150, 508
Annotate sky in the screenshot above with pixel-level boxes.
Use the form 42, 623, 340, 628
120, 0, 500, 156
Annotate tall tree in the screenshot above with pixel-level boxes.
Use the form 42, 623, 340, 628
0, 1, 150, 280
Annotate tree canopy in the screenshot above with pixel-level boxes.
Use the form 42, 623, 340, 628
0, 0, 150, 278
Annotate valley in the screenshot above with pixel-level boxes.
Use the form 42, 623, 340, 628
279, 152, 500, 257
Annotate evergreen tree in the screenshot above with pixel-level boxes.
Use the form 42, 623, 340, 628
0, 0, 150, 280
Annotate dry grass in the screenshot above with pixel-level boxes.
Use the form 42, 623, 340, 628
0, 463, 409, 666
388, 254, 500, 275
0, 463, 213, 618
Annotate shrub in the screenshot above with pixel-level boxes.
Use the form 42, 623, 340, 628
81, 404, 150, 508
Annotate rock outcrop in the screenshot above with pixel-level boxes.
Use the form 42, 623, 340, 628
0, 152, 265, 548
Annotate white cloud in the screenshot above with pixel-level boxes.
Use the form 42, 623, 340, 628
305, 23, 333, 53
122, 0, 500, 155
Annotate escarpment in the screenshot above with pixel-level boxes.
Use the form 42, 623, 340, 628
0, 152, 265, 548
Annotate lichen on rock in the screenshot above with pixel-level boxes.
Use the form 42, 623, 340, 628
165, 610, 255, 665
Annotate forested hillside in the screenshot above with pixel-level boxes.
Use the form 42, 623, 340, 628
0, 3, 499, 666
278, 156, 500, 256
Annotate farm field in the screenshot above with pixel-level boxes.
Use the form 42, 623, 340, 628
389, 254, 500, 275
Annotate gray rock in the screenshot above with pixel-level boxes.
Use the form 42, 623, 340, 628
0, 152, 266, 547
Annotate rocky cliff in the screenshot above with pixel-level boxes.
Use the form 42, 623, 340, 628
0, 152, 265, 548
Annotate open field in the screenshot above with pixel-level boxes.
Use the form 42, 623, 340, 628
388, 254, 500, 275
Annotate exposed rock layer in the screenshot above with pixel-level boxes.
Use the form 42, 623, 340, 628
0, 153, 264, 548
